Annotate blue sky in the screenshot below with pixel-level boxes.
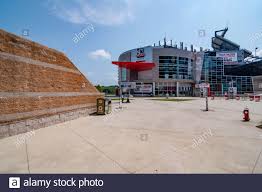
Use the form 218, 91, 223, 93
0, 0, 261, 85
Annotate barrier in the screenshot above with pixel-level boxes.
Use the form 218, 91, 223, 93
255, 96, 261, 102
224, 93, 229, 100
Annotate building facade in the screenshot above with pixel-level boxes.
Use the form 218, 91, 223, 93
113, 28, 262, 97
115, 43, 199, 96
200, 51, 254, 95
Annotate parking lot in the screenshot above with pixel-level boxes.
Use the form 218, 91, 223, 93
1, 97, 262, 173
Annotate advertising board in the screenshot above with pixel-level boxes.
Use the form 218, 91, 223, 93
216, 52, 238, 65
134, 84, 153, 93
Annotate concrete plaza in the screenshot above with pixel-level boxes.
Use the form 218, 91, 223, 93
1, 97, 262, 173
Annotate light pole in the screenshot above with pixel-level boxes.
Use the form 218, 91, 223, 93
255, 47, 258, 57
141, 82, 144, 97
119, 67, 122, 108
205, 93, 209, 111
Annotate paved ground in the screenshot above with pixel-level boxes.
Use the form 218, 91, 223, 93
1, 97, 262, 173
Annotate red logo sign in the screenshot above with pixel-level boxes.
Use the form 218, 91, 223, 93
136, 48, 145, 58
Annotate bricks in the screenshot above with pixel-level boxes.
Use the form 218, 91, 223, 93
0, 29, 77, 69
0, 59, 97, 93
0, 29, 103, 138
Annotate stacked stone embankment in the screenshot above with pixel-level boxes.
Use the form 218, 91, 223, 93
0, 29, 103, 138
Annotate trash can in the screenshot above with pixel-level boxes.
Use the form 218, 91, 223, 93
97, 98, 106, 115
97, 98, 112, 115
105, 98, 112, 114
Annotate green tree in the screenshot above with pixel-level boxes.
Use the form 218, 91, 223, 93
95, 85, 102, 92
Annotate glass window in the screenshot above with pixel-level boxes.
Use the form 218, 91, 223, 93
159, 56, 192, 80
121, 68, 127, 81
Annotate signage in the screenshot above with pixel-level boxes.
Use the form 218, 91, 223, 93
228, 87, 237, 96
131, 46, 153, 62
195, 83, 210, 89
120, 82, 136, 89
134, 84, 153, 93
216, 52, 237, 64
136, 48, 145, 58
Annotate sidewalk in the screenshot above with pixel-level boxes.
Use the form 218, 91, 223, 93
1, 98, 262, 173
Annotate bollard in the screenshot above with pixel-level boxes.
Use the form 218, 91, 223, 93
205, 96, 209, 111
243, 107, 250, 121
255, 96, 260, 102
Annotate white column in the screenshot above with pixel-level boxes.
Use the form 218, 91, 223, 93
176, 82, 180, 97
153, 82, 156, 96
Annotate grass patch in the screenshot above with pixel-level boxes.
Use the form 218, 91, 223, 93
150, 98, 194, 102
107, 98, 134, 101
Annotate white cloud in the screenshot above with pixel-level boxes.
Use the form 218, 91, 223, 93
88, 49, 112, 60
48, 0, 134, 26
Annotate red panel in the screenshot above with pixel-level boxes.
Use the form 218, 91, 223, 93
112, 61, 155, 71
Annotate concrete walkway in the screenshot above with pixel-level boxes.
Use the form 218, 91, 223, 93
1, 97, 262, 173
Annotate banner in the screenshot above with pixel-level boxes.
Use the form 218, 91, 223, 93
134, 84, 153, 93
120, 82, 136, 89
216, 52, 237, 64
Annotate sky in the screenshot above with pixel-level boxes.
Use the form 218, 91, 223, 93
0, 0, 262, 85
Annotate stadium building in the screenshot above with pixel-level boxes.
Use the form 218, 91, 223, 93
112, 28, 262, 96
200, 28, 262, 96
113, 39, 202, 96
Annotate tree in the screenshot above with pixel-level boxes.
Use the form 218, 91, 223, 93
95, 85, 102, 92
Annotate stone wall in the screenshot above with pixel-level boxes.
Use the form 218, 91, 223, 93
0, 29, 103, 138
0, 107, 96, 139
